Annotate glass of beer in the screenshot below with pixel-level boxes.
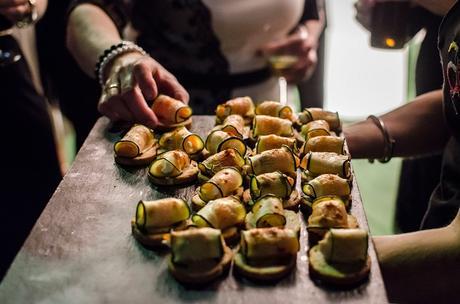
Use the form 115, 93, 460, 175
370, 0, 411, 49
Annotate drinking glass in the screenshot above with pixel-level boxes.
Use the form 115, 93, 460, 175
267, 55, 298, 105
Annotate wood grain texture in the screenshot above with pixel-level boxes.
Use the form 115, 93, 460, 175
0, 116, 387, 303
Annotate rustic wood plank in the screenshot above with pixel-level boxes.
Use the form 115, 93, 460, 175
0, 116, 387, 303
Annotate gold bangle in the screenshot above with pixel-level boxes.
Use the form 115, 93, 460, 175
367, 115, 395, 164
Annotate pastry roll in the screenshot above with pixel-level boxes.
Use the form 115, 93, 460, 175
240, 227, 299, 261
303, 174, 351, 200
213, 114, 245, 138
253, 115, 293, 137
255, 134, 297, 154
308, 197, 349, 229
199, 167, 243, 202
205, 130, 246, 156
250, 171, 294, 200
216, 96, 255, 122
170, 228, 224, 264
135, 198, 190, 232
192, 196, 246, 230
198, 149, 245, 177
114, 124, 154, 158
251, 195, 286, 228
246, 146, 297, 176
255, 101, 293, 120
301, 152, 351, 179
301, 120, 330, 141
159, 126, 204, 155
149, 150, 190, 177
151, 95, 192, 125
299, 108, 341, 131
303, 135, 344, 155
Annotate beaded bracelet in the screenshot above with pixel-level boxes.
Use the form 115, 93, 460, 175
367, 115, 395, 164
95, 41, 147, 87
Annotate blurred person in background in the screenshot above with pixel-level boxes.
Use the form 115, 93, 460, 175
0, 0, 62, 280
66, 0, 324, 128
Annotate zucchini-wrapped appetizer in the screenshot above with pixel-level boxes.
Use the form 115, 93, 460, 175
158, 126, 204, 157
252, 115, 294, 138
198, 148, 246, 182
151, 95, 192, 130
204, 130, 247, 157
215, 96, 255, 125
114, 124, 158, 166
245, 195, 300, 234
255, 134, 298, 154
243, 172, 300, 210
309, 229, 371, 287
302, 135, 344, 156
192, 167, 244, 211
307, 196, 358, 245
192, 196, 246, 245
245, 146, 298, 178
255, 101, 295, 121
148, 150, 198, 186
168, 228, 233, 285
234, 227, 299, 282
212, 114, 249, 138
300, 119, 330, 142
300, 152, 351, 180
301, 174, 351, 213
131, 198, 190, 248
298, 108, 341, 132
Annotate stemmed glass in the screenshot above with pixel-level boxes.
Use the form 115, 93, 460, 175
267, 55, 298, 106
0, 16, 22, 67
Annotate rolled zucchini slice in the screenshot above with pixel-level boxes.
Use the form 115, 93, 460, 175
246, 146, 297, 176
301, 152, 351, 179
151, 95, 192, 125
215, 96, 255, 122
218, 114, 245, 138
255, 135, 297, 154
299, 108, 341, 131
300, 119, 330, 142
135, 198, 190, 232
192, 196, 246, 230
149, 150, 190, 178
114, 124, 154, 158
170, 228, 224, 265
251, 195, 286, 228
255, 101, 293, 120
318, 228, 369, 264
250, 171, 293, 200
159, 126, 204, 155
303, 135, 344, 155
199, 167, 243, 203
253, 115, 293, 137
308, 196, 349, 229
303, 174, 351, 200
240, 227, 299, 262
205, 130, 246, 156
198, 148, 245, 177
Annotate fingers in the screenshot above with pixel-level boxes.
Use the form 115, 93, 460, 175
122, 85, 160, 128
155, 68, 190, 103
132, 59, 158, 101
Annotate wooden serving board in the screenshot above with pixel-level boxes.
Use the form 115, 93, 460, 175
0, 116, 387, 303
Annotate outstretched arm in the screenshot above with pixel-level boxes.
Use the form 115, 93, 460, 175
373, 210, 460, 302
344, 90, 449, 159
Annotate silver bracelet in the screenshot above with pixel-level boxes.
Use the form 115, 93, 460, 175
96, 41, 147, 87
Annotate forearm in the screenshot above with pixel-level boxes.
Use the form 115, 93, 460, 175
374, 213, 460, 302
344, 90, 449, 159
66, 4, 122, 77
413, 0, 456, 15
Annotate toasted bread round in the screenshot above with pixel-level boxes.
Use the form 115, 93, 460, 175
308, 246, 371, 288
154, 117, 193, 132
115, 145, 158, 166
233, 252, 296, 282
168, 244, 233, 285
148, 161, 199, 186
131, 219, 169, 249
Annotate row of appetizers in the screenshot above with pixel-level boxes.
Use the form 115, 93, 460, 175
113, 95, 370, 287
